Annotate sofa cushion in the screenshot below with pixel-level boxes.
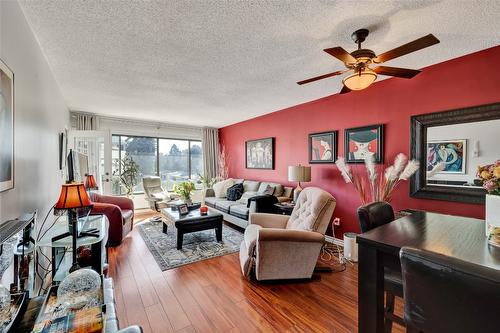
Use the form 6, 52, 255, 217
243, 180, 260, 192
230, 204, 249, 220
282, 186, 293, 199
237, 191, 258, 205
204, 196, 226, 208
257, 182, 283, 196
213, 179, 234, 198
215, 200, 240, 213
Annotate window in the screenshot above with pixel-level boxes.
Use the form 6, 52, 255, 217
112, 135, 202, 194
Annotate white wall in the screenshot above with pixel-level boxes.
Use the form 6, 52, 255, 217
427, 119, 500, 184
0, 1, 69, 222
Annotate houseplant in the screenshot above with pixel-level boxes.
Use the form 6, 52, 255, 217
173, 181, 196, 205
477, 161, 500, 247
113, 153, 139, 197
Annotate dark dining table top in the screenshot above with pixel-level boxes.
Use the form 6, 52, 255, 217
356, 210, 500, 271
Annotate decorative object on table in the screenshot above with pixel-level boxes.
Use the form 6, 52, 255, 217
173, 181, 196, 205
200, 206, 208, 216
113, 152, 139, 197
288, 164, 311, 202
137, 219, 243, 271
477, 160, 500, 247
274, 202, 295, 215
309, 131, 338, 163
177, 203, 189, 216
84, 174, 99, 191
296, 28, 439, 92
245, 137, 275, 169
344, 124, 384, 163
57, 268, 101, 310
0, 59, 14, 193
427, 139, 467, 174
336, 153, 419, 204
54, 183, 95, 272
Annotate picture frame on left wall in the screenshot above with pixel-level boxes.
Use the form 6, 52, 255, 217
246, 137, 275, 169
0, 59, 14, 192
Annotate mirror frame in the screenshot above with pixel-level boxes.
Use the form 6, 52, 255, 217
410, 102, 500, 204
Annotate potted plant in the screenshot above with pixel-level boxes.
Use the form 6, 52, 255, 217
477, 161, 500, 247
173, 181, 196, 205
113, 153, 139, 198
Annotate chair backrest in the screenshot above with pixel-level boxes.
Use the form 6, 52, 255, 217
357, 201, 394, 233
286, 187, 336, 234
142, 176, 164, 198
400, 247, 500, 333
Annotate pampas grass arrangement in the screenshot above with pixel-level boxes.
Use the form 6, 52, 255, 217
336, 153, 420, 203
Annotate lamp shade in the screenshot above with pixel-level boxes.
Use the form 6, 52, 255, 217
288, 165, 311, 182
342, 70, 377, 91
55, 183, 92, 210
84, 174, 98, 190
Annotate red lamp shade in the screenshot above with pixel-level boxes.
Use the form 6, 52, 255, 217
55, 183, 92, 210
84, 174, 99, 190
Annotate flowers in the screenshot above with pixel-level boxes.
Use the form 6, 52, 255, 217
336, 153, 420, 203
173, 181, 196, 201
477, 161, 500, 195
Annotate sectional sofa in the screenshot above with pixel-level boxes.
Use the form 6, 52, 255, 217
204, 179, 293, 228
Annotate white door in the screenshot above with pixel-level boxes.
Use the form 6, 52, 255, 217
67, 130, 112, 194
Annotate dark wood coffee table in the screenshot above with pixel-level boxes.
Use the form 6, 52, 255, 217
161, 207, 223, 250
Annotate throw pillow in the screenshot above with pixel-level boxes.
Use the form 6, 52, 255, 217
227, 183, 244, 201
213, 178, 234, 198
259, 184, 275, 196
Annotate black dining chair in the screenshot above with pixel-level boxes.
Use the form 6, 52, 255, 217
400, 247, 500, 333
357, 202, 404, 333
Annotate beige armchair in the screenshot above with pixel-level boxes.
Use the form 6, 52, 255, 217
239, 187, 336, 281
142, 176, 179, 211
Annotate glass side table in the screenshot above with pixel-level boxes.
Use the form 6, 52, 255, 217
38, 215, 108, 283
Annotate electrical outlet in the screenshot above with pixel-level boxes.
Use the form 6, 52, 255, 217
333, 217, 340, 226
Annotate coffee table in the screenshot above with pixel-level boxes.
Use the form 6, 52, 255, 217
161, 207, 223, 250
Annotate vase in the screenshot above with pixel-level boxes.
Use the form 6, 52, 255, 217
485, 194, 500, 247
184, 198, 192, 206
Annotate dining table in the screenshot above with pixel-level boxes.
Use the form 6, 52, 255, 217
356, 210, 500, 333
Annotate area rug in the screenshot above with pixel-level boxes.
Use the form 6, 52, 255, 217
137, 219, 243, 271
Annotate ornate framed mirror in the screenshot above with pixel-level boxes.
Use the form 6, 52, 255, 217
410, 103, 500, 204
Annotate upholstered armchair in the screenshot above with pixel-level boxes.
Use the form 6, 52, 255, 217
239, 187, 336, 281
142, 176, 179, 211
90, 193, 134, 247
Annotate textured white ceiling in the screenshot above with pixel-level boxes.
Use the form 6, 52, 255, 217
18, 0, 500, 128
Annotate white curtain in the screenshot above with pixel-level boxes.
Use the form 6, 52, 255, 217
202, 127, 219, 180
75, 113, 97, 130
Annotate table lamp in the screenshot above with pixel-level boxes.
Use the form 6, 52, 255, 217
54, 183, 93, 272
84, 174, 99, 191
288, 165, 311, 202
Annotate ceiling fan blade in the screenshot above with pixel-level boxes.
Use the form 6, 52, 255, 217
375, 34, 440, 63
373, 66, 421, 79
324, 47, 357, 64
297, 70, 345, 85
339, 85, 351, 94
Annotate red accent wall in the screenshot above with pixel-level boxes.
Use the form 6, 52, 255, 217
219, 46, 500, 237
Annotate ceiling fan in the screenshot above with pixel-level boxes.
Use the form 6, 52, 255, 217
297, 29, 440, 93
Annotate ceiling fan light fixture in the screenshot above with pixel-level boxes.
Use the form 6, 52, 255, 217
342, 70, 377, 91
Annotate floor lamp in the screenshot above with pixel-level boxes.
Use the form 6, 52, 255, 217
53, 183, 95, 272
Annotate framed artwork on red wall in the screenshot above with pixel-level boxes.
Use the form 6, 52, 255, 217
245, 137, 275, 169
309, 131, 338, 164
344, 124, 384, 163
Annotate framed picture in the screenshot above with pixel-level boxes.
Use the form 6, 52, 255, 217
245, 137, 275, 169
345, 124, 384, 163
0, 59, 14, 192
177, 203, 189, 216
427, 139, 467, 174
309, 131, 338, 163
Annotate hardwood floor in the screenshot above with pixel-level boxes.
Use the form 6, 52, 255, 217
108, 210, 404, 333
